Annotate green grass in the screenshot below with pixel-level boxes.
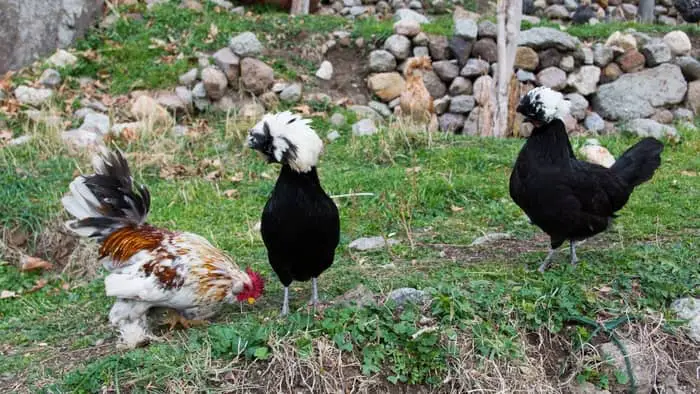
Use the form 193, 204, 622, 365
1, 115, 699, 392
60, 0, 700, 96
2, 1, 700, 392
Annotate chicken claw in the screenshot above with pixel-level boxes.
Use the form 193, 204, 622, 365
163, 310, 208, 330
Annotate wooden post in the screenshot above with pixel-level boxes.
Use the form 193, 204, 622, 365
491, 0, 522, 137
290, 0, 310, 15
638, 0, 655, 23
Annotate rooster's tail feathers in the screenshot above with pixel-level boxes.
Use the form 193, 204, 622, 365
62, 147, 151, 239
610, 137, 664, 188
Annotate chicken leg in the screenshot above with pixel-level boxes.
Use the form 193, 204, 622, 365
309, 277, 319, 309
163, 309, 208, 330
537, 249, 557, 273
570, 241, 579, 266
281, 287, 290, 316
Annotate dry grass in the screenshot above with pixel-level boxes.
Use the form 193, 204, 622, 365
0, 218, 100, 280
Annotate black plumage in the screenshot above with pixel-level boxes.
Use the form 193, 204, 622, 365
262, 166, 340, 309
572, 5, 597, 24
675, 0, 700, 22
248, 112, 340, 315
509, 88, 664, 272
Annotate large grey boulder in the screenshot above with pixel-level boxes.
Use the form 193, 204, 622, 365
518, 27, 580, 51
0, 0, 104, 74
592, 64, 687, 121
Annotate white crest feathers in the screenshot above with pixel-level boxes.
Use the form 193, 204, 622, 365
526, 86, 571, 122
251, 111, 324, 173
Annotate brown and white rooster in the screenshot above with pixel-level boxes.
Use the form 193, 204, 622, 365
399, 56, 439, 133
62, 148, 264, 348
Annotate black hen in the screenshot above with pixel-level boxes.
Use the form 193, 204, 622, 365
510, 87, 664, 272
675, 0, 700, 23
248, 111, 340, 315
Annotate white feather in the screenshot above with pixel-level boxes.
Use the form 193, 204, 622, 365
250, 111, 324, 173
61, 195, 91, 220
527, 86, 571, 122
63, 219, 101, 237
64, 177, 101, 219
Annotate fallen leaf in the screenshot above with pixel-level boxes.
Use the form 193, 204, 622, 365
27, 278, 48, 293
20, 256, 53, 272
223, 189, 239, 199
0, 130, 12, 146
680, 170, 697, 177
230, 172, 244, 183
450, 205, 464, 213
597, 285, 613, 293
405, 166, 421, 174
204, 23, 219, 44
293, 105, 312, 115
160, 164, 190, 180
260, 171, 275, 180
335, 97, 350, 107
205, 169, 221, 181
0, 290, 17, 299
199, 158, 222, 169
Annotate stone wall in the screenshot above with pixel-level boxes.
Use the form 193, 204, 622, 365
0, 0, 104, 74
365, 15, 699, 138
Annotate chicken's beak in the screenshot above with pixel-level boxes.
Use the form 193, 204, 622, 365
247, 297, 256, 305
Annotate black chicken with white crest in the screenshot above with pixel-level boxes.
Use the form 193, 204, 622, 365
248, 111, 340, 315
510, 87, 664, 272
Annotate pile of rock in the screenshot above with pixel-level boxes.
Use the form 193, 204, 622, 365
12, 50, 79, 108
365, 17, 699, 137
163, 32, 276, 113
318, 0, 450, 20
524, 0, 686, 26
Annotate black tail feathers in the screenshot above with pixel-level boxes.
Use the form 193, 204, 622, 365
611, 137, 664, 188
62, 148, 151, 239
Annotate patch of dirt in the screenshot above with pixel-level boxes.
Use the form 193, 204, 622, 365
313, 45, 371, 106
0, 339, 117, 394
525, 330, 574, 380
264, 36, 371, 105
423, 231, 617, 267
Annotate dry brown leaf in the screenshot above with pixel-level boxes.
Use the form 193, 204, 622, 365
119, 127, 139, 142
335, 97, 350, 107
597, 285, 613, 293
405, 166, 421, 174
223, 189, 239, 199
199, 158, 222, 169
0, 130, 12, 146
82, 48, 99, 61
260, 171, 275, 180
1, 98, 19, 114
293, 105, 312, 115
0, 290, 17, 299
204, 23, 219, 44
160, 164, 190, 180
450, 205, 464, 213
680, 170, 697, 177
230, 172, 244, 183
27, 279, 48, 293
205, 170, 221, 181
20, 256, 53, 272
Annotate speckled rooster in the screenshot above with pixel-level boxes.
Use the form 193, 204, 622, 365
61, 148, 264, 348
